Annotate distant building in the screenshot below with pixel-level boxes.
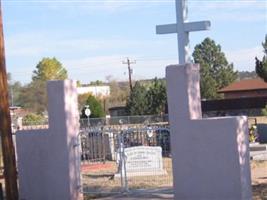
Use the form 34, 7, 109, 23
218, 78, 267, 99
109, 106, 127, 117
77, 85, 110, 98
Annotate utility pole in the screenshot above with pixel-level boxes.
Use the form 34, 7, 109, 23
122, 58, 135, 92
0, 1, 19, 199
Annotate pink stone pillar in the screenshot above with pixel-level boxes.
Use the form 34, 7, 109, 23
16, 80, 82, 200
166, 64, 252, 200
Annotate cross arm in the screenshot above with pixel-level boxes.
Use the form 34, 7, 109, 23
156, 20, 210, 35
184, 21, 211, 32
156, 23, 176, 34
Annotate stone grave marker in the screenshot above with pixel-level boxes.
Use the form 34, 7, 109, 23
116, 146, 166, 177
125, 146, 166, 176
156, 0, 252, 199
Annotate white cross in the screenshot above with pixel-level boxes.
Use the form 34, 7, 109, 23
156, 0, 211, 64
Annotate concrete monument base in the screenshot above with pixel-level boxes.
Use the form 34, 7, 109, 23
166, 64, 252, 200
16, 80, 82, 200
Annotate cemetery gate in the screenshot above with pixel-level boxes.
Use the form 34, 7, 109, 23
79, 124, 173, 196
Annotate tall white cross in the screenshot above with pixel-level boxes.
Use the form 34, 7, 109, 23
156, 0, 211, 64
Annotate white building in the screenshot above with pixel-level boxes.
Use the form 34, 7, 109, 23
77, 85, 110, 98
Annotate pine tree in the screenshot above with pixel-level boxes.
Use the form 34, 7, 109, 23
126, 82, 148, 115
146, 78, 167, 115
81, 95, 105, 118
255, 35, 267, 82
193, 38, 237, 99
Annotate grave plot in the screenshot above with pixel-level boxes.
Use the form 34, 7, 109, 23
117, 127, 172, 190
80, 124, 173, 196
80, 126, 122, 195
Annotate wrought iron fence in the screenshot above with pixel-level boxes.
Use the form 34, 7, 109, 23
80, 114, 168, 128
80, 124, 173, 196
80, 127, 120, 164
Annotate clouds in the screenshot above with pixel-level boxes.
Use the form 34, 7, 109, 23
3, 0, 162, 14
5, 31, 145, 58
189, 0, 266, 22
4, 0, 266, 84
212, 12, 265, 23
190, 0, 265, 10
225, 46, 264, 71
62, 55, 130, 82
62, 54, 177, 83
5, 29, 175, 83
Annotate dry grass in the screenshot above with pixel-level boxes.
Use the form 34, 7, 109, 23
83, 159, 267, 199
251, 160, 267, 199
248, 116, 267, 127
82, 158, 172, 193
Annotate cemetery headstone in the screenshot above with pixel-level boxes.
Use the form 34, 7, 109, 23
166, 64, 252, 199
157, 0, 252, 199
256, 124, 267, 143
16, 80, 82, 200
116, 146, 166, 177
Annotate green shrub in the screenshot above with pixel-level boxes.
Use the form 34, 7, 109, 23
81, 95, 105, 118
22, 113, 45, 126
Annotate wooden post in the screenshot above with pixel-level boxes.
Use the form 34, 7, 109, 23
0, 1, 19, 199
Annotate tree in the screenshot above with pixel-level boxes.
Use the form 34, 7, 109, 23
9, 81, 23, 107
81, 95, 105, 118
19, 57, 68, 113
7, 73, 23, 106
238, 71, 257, 80
7, 72, 11, 82
263, 35, 267, 55
261, 105, 267, 116
90, 80, 104, 86
106, 77, 130, 108
146, 78, 167, 115
32, 57, 67, 81
18, 81, 47, 113
78, 92, 93, 112
76, 80, 82, 87
255, 35, 267, 81
193, 38, 238, 99
126, 78, 167, 116
126, 81, 148, 115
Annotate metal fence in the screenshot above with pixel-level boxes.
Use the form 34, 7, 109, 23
80, 114, 168, 127
80, 124, 173, 196
80, 127, 119, 164
17, 114, 261, 131
17, 114, 168, 130
76, 116, 266, 196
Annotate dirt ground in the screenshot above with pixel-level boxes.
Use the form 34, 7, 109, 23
251, 161, 267, 199
83, 160, 267, 199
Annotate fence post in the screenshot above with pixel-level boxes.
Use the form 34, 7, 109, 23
118, 131, 128, 192
121, 130, 128, 192
118, 134, 124, 189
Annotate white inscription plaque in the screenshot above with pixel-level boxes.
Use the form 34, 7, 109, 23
118, 146, 166, 177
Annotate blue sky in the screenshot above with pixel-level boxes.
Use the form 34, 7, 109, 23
2, 0, 266, 84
